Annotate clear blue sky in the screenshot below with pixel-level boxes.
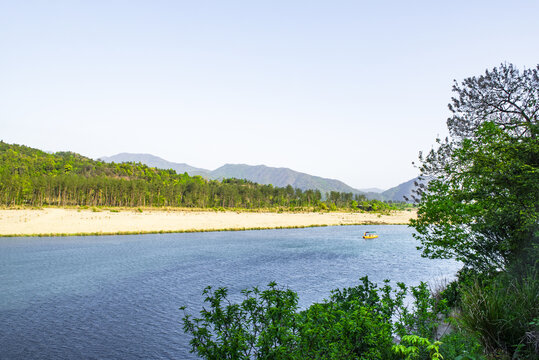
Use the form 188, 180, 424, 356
1, 1, 538, 189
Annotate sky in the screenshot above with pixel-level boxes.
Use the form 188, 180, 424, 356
1, 1, 538, 190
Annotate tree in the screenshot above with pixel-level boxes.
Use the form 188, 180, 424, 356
447, 63, 538, 140
412, 63, 539, 272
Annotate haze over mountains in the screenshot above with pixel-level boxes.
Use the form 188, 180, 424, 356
100, 153, 210, 177
100, 153, 420, 202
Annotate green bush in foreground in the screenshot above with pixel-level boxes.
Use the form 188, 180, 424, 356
459, 270, 539, 359
181, 277, 451, 360
393, 335, 443, 360
438, 326, 485, 360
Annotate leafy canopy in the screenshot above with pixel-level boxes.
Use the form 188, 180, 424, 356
412, 63, 539, 272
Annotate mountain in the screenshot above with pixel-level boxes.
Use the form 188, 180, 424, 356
366, 177, 426, 202
99, 153, 210, 177
4, 142, 364, 209
210, 164, 363, 195
100, 153, 364, 196
100, 152, 420, 201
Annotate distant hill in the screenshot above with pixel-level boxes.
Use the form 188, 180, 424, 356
3, 142, 367, 209
210, 164, 363, 195
100, 152, 420, 202
366, 177, 426, 202
99, 153, 210, 177
100, 153, 365, 196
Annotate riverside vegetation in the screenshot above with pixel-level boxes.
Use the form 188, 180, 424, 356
181, 63, 538, 359
0, 142, 406, 213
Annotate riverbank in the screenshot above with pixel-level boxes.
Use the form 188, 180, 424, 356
0, 208, 417, 237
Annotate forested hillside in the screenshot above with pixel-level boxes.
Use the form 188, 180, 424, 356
101, 153, 366, 196
0, 142, 399, 211
102, 153, 422, 203
210, 164, 363, 195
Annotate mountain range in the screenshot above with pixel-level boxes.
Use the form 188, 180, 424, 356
100, 153, 419, 202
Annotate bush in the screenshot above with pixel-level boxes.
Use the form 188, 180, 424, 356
459, 270, 539, 358
436, 268, 497, 310
296, 297, 396, 359
181, 277, 448, 359
181, 283, 298, 359
393, 335, 443, 360
438, 327, 485, 360
438, 280, 460, 309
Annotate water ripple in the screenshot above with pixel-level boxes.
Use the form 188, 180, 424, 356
0, 225, 460, 359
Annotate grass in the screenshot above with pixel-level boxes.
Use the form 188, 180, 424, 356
1, 224, 332, 237
459, 271, 539, 358
0, 221, 411, 238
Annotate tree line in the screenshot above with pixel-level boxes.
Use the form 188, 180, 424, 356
0, 142, 400, 211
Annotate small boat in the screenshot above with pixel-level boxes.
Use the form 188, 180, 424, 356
363, 231, 379, 239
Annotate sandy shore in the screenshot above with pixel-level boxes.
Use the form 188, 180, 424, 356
0, 208, 417, 236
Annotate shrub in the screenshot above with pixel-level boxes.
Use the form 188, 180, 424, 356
181, 277, 448, 359
438, 280, 460, 309
436, 268, 497, 310
393, 335, 443, 360
459, 270, 539, 358
438, 326, 485, 360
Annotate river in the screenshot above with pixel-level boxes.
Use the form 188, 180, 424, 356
0, 225, 460, 359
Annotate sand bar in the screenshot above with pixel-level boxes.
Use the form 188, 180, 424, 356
0, 208, 417, 236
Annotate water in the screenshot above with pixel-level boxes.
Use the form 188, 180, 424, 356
0, 225, 460, 359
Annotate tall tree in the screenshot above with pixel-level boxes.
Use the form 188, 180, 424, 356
447, 63, 538, 140
412, 63, 539, 272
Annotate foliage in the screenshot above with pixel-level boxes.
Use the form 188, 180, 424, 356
446, 63, 538, 140
0, 141, 396, 212
398, 282, 448, 340
438, 327, 485, 360
436, 268, 497, 310
393, 335, 443, 360
410, 63, 538, 358
459, 270, 539, 358
436, 280, 460, 309
412, 63, 539, 272
181, 277, 448, 360
180, 282, 298, 359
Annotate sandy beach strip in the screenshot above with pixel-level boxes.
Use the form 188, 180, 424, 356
0, 208, 417, 236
